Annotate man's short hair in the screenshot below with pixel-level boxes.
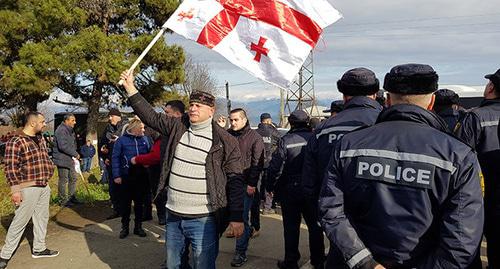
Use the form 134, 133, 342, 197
165, 100, 186, 113
230, 108, 248, 119
23, 111, 43, 127
63, 113, 75, 121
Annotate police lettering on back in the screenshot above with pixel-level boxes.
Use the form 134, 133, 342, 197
355, 157, 434, 189
328, 133, 344, 143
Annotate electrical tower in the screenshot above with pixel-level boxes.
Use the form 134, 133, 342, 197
281, 51, 319, 127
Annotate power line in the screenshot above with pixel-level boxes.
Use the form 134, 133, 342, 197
331, 22, 500, 34
215, 80, 261, 88
336, 12, 500, 28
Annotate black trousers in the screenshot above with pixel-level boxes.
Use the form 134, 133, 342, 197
250, 188, 261, 231
107, 165, 120, 214
485, 210, 500, 268
144, 165, 166, 220
280, 183, 325, 267
119, 166, 148, 226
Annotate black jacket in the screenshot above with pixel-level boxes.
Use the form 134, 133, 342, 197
228, 123, 265, 187
302, 96, 382, 198
319, 104, 484, 269
455, 98, 500, 217
255, 123, 281, 168
52, 123, 78, 169
128, 93, 244, 230
266, 127, 312, 194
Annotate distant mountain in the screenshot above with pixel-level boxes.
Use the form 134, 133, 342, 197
216, 98, 332, 124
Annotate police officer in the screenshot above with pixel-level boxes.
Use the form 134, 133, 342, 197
255, 113, 281, 220
455, 68, 500, 268
433, 88, 464, 131
319, 64, 484, 268
323, 100, 344, 118
266, 110, 324, 269
302, 67, 383, 201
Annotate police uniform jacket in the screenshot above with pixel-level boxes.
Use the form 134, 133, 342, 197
256, 123, 281, 168
455, 98, 500, 217
319, 104, 484, 269
435, 107, 462, 132
302, 96, 382, 198
266, 127, 312, 194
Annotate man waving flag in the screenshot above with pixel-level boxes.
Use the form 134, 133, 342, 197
164, 0, 342, 88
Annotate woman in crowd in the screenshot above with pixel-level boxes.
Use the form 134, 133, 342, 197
111, 118, 151, 239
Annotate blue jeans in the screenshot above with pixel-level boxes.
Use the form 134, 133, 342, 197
235, 187, 254, 254
166, 212, 218, 269
82, 157, 92, 172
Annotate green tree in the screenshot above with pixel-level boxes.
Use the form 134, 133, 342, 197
0, 0, 185, 141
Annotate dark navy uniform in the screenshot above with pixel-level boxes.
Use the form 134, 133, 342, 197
320, 64, 484, 269
302, 68, 383, 200
302, 96, 382, 198
456, 97, 500, 268
267, 110, 325, 269
433, 89, 464, 131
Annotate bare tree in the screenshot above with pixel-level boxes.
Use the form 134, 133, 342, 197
175, 54, 219, 96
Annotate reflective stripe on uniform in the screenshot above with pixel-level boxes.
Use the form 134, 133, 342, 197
286, 142, 307, 149
316, 126, 360, 139
340, 149, 457, 174
346, 248, 371, 269
480, 121, 499, 127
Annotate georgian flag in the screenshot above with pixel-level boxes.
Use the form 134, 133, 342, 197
164, 0, 342, 88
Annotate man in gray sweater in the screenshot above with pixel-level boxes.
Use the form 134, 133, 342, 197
120, 70, 244, 269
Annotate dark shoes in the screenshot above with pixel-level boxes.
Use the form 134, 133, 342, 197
119, 224, 129, 239
134, 225, 147, 237
0, 258, 8, 269
230, 253, 248, 267
32, 249, 59, 259
277, 260, 299, 269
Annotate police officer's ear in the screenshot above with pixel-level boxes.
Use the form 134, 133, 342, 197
386, 94, 392, 107
427, 94, 436, 111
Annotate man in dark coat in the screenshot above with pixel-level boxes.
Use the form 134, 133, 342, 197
320, 64, 484, 268
267, 110, 325, 269
53, 113, 81, 206
227, 108, 265, 267
455, 68, 500, 268
120, 70, 244, 269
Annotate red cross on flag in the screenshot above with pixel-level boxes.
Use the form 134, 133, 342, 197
164, 0, 342, 88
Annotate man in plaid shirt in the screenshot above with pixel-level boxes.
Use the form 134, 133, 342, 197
0, 112, 59, 269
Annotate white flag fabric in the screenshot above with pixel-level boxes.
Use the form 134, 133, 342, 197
164, 0, 342, 88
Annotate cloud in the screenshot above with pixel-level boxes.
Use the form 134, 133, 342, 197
165, 0, 500, 101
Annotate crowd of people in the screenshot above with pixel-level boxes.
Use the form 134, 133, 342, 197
0, 64, 499, 269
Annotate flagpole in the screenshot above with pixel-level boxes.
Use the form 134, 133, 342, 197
118, 27, 168, 85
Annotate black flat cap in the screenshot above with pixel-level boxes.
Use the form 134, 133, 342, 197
434, 89, 459, 106
108, 108, 121, 117
323, 100, 344, 113
485, 68, 500, 89
288, 110, 309, 124
337, 68, 380, 96
260, 113, 272, 121
190, 91, 215, 107
383, 64, 438, 94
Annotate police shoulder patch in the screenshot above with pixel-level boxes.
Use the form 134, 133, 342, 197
355, 156, 434, 189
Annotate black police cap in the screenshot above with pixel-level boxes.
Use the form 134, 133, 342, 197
337, 68, 380, 96
288, 110, 309, 124
485, 68, 500, 89
434, 89, 459, 106
323, 100, 344, 113
383, 64, 438, 94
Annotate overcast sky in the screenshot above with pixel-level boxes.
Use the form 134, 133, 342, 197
165, 0, 500, 101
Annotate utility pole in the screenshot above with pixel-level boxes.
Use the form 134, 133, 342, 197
284, 51, 317, 127
226, 81, 231, 115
